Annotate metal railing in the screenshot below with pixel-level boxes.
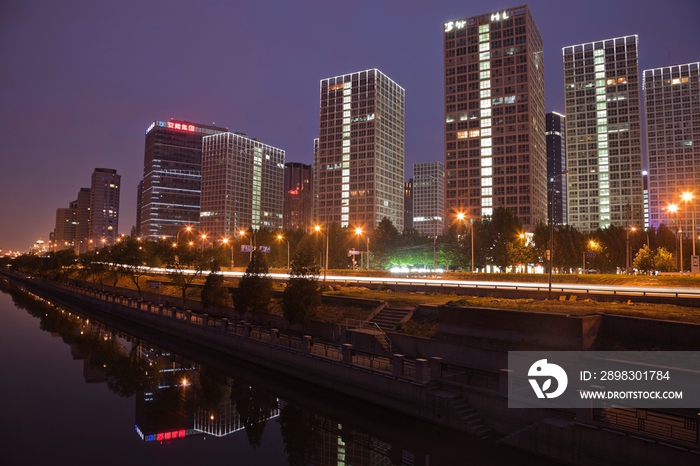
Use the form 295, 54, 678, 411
344, 318, 392, 353
594, 405, 698, 446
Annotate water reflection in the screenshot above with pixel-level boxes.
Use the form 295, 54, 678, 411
1, 279, 551, 466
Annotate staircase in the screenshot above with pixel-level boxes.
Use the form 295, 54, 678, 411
423, 382, 491, 438
368, 307, 412, 332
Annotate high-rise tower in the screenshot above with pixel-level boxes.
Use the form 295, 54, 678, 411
443, 6, 546, 231
316, 69, 405, 230
283, 162, 313, 232
412, 162, 446, 236
89, 168, 120, 246
139, 120, 227, 239
563, 35, 644, 233
644, 62, 700, 233
200, 132, 285, 238
546, 112, 567, 226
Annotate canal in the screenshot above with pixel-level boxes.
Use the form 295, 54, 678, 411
0, 278, 559, 465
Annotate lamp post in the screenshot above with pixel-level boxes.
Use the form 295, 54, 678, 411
239, 229, 254, 262
354, 227, 370, 271
222, 238, 234, 268
548, 170, 568, 299
277, 234, 290, 270
314, 225, 329, 286
176, 226, 193, 245
681, 191, 696, 272
456, 212, 474, 273
667, 203, 681, 272
200, 234, 207, 253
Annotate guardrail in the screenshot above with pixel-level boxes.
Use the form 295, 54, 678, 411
593, 405, 699, 446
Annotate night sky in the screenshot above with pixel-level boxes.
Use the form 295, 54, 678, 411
1, 0, 698, 253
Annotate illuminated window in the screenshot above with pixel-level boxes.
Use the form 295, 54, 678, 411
479, 33, 489, 42
468, 130, 480, 138
480, 61, 490, 70
480, 71, 491, 79
480, 52, 490, 61
478, 24, 489, 33
480, 90, 491, 98
481, 118, 492, 127
458, 131, 469, 139
480, 80, 491, 89
479, 43, 490, 52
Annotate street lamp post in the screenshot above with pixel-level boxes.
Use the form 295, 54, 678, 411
176, 226, 193, 244
239, 229, 254, 262
222, 238, 233, 268
354, 228, 370, 271
200, 234, 207, 253
667, 203, 681, 273
277, 234, 290, 270
681, 192, 696, 272
548, 171, 568, 299
314, 225, 329, 286
456, 212, 474, 273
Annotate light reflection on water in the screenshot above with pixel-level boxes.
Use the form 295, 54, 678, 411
0, 279, 554, 466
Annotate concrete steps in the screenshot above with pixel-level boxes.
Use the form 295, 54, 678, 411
424, 383, 491, 438
369, 307, 411, 332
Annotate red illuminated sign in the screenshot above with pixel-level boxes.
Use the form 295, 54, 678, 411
288, 189, 299, 195
156, 429, 187, 441
167, 122, 196, 132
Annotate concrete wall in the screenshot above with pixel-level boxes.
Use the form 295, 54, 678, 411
437, 306, 602, 351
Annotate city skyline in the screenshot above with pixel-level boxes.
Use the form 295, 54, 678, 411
1, 0, 699, 252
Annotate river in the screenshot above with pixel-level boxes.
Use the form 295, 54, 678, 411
0, 278, 558, 465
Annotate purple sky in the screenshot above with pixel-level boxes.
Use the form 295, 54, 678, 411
1, 0, 699, 253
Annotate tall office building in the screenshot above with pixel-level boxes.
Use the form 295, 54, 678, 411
546, 112, 567, 225
412, 162, 446, 235
644, 62, 700, 232
316, 69, 405, 230
76, 187, 91, 252
54, 200, 78, 250
443, 6, 546, 231
283, 162, 313, 232
563, 35, 644, 233
139, 119, 227, 240
88, 168, 120, 246
200, 132, 285, 238
403, 179, 413, 231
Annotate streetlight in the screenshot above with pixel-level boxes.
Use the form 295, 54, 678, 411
222, 237, 233, 268
354, 227, 370, 271
277, 234, 290, 270
667, 203, 682, 272
314, 225, 329, 286
548, 170, 568, 299
239, 229, 254, 261
681, 191, 696, 270
176, 226, 193, 244
456, 212, 474, 273
200, 234, 208, 252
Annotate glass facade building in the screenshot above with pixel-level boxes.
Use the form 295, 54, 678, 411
89, 168, 120, 246
443, 6, 546, 231
139, 120, 227, 239
546, 112, 567, 226
413, 162, 446, 236
563, 35, 644, 233
316, 69, 405, 230
200, 132, 285, 238
644, 62, 700, 232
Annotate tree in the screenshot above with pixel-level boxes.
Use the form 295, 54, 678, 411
111, 238, 149, 299
653, 247, 676, 272
480, 207, 524, 270
282, 236, 321, 328
201, 264, 230, 316
164, 245, 206, 308
633, 244, 655, 272
233, 250, 273, 319
372, 217, 400, 268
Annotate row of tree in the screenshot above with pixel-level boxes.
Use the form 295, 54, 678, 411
6, 207, 692, 277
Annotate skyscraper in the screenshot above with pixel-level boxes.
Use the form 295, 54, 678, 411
283, 162, 313, 232
139, 120, 227, 240
200, 132, 285, 238
563, 35, 644, 233
75, 187, 91, 253
54, 200, 77, 250
443, 6, 546, 231
412, 162, 446, 236
403, 179, 413, 231
316, 69, 405, 230
644, 62, 700, 233
89, 168, 120, 246
546, 112, 567, 225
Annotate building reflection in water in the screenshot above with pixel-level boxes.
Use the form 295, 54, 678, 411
7, 283, 466, 466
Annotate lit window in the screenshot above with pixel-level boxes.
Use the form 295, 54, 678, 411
481, 118, 492, 127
